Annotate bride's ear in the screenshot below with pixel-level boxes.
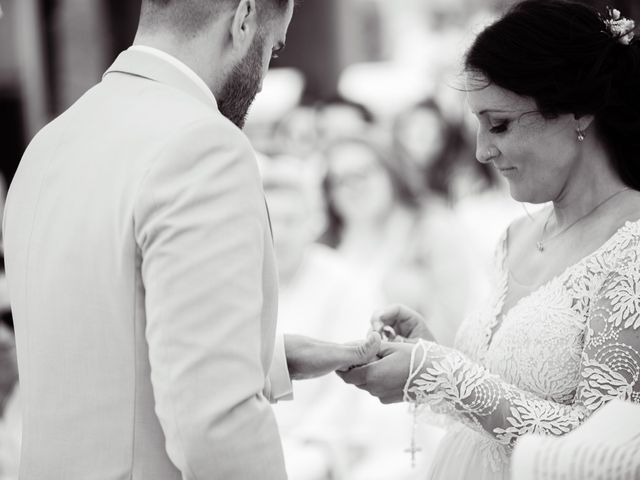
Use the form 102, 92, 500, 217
574, 113, 595, 133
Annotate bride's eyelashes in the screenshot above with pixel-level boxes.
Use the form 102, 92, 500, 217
490, 120, 510, 134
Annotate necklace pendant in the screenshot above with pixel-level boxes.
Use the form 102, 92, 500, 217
536, 241, 544, 252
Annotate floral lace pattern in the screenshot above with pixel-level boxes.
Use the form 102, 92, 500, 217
406, 220, 640, 469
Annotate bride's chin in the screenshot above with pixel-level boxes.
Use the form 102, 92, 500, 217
507, 184, 528, 203
507, 184, 545, 205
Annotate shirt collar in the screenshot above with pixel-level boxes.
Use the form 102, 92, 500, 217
128, 45, 217, 108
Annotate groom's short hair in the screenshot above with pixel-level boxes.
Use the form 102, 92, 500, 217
140, 0, 289, 34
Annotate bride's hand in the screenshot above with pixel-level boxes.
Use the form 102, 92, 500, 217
337, 341, 413, 404
371, 304, 436, 343
284, 332, 381, 381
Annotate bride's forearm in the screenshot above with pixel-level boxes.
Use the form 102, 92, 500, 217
404, 341, 586, 447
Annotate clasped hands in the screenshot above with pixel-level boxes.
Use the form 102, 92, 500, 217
284, 305, 435, 404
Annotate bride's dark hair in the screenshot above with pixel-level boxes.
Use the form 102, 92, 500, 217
465, 0, 640, 190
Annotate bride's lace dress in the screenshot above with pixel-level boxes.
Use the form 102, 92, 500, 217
406, 219, 640, 480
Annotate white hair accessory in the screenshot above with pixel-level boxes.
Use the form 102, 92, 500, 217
603, 7, 636, 45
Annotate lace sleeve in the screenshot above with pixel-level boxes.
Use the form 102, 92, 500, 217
405, 262, 640, 448
511, 400, 640, 480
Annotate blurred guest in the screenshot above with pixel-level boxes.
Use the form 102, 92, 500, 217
262, 155, 380, 479
393, 96, 504, 205
264, 154, 441, 479
0, 175, 16, 402
271, 105, 321, 157
0, 175, 11, 328
392, 97, 468, 201
0, 174, 18, 480
322, 136, 476, 346
394, 97, 522, 287
0, 325, 19, 480
316, 96, 376, 144
321, 136, 419, 282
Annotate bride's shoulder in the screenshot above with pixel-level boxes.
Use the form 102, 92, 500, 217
606, 190, 640, 242
619, 190, 640, 223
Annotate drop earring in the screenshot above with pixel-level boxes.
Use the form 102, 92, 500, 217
577, 128, 585, 142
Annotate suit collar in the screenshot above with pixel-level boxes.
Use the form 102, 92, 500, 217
103, 48, 218, 110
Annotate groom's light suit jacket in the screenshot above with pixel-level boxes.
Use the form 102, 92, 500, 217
2, 48, 291, 479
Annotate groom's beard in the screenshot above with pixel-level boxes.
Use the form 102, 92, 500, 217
217, 34, 265, 129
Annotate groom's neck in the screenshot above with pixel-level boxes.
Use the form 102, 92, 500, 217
132, 27, 228, 98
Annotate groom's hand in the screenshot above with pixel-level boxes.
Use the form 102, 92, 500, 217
371, 304, 436, 343
337, 341, 413, 404
284, 332, 381, 381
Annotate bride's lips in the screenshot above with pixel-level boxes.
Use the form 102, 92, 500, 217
497, 166, 517, 178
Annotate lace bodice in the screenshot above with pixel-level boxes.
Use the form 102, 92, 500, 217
406, 219, 640, 468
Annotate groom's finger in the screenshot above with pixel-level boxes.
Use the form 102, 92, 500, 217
358, 331, 382, 362
336, 331, 381, 372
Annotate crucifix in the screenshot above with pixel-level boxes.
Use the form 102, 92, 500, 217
405, 404, 422, 468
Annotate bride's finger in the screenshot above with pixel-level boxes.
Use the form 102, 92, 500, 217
371, 304, 403, 326
336, 363, 369, 386
374, 304, 424, 337
391, 335, 408, 343
370, 317, 384, 332
382, 305, 422, 324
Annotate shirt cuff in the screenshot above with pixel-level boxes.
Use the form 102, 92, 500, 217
267, 334, 293, 402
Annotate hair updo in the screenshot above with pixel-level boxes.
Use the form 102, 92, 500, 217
465, 0, 640, 190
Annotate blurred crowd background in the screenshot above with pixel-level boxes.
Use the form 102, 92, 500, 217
0, 0, 638, 479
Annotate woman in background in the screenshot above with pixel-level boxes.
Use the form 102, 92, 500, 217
393, 97, 474, 202
322, 135, 477, 346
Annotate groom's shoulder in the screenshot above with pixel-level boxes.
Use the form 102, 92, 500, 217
57, 75, 249, 162
97, 74, 237, 139
22, 77, 249, 182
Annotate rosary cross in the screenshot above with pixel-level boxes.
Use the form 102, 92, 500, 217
404, 435, 422, 468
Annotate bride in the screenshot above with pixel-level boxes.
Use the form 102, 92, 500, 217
339, 0, 640, 478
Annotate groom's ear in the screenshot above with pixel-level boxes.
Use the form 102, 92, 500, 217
230, 0, 258, 52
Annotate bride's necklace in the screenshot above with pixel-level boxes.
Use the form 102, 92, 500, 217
536, 188, 630, 253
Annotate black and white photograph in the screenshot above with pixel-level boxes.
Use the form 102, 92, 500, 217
0, 0, 640, 478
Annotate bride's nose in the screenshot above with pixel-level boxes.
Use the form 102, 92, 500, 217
475, 127, 500, 163
476, 146, 500, 163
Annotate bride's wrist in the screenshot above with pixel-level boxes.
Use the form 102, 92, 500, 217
403, 340, 435, 403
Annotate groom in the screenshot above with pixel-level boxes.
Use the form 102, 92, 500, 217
2, 1, 379, 479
